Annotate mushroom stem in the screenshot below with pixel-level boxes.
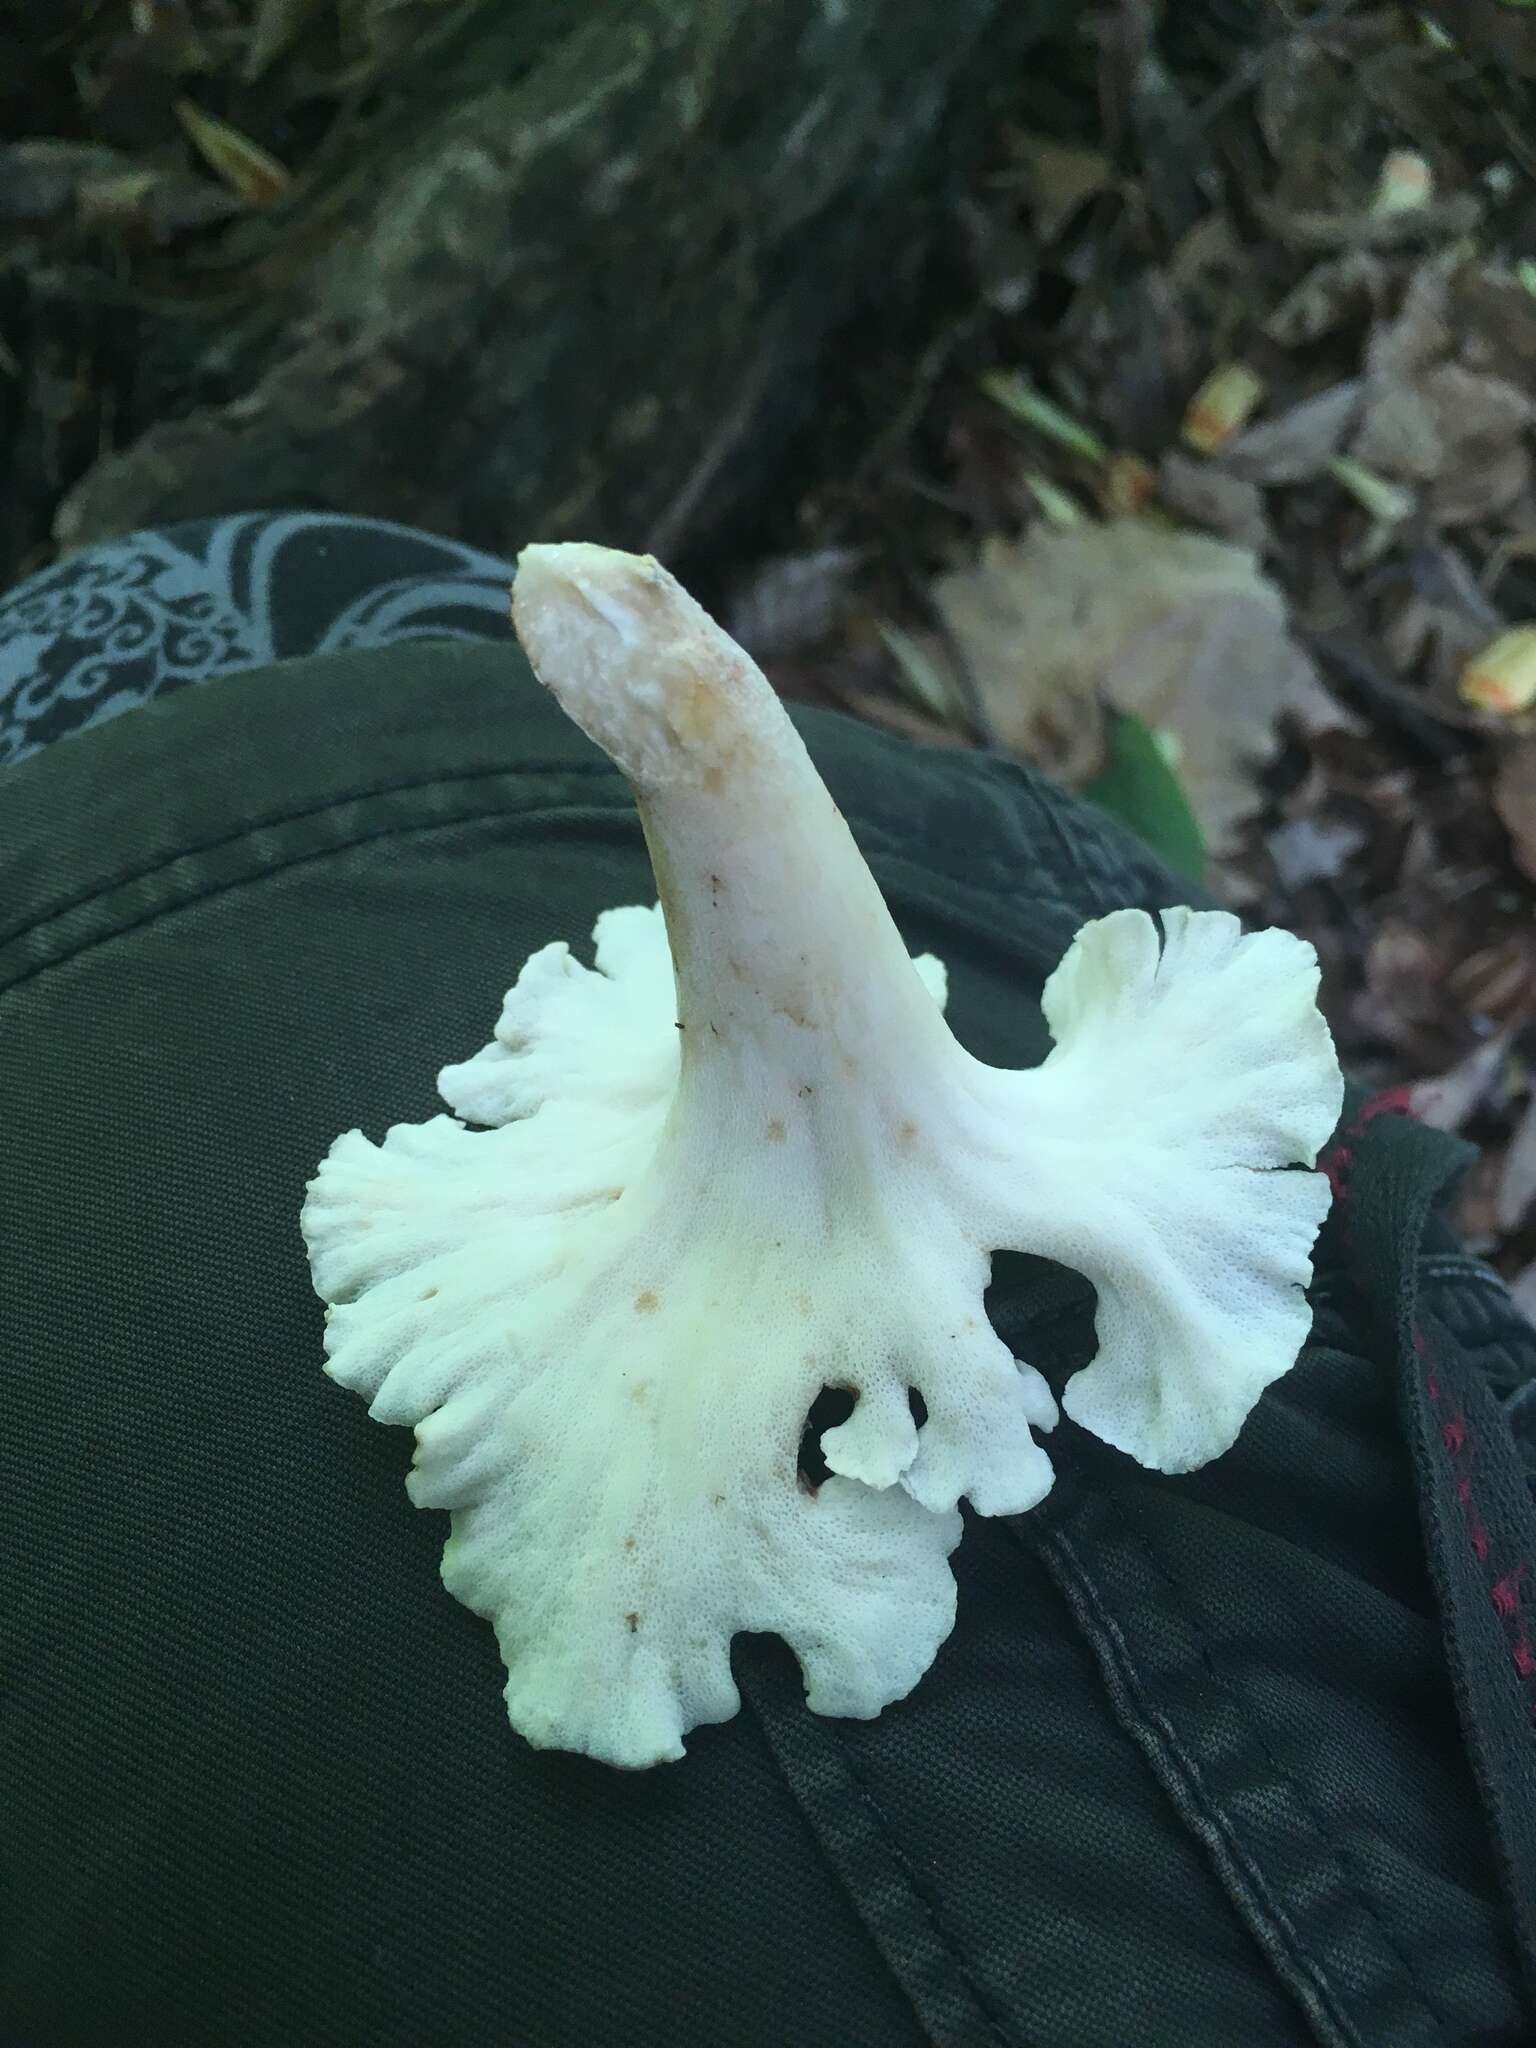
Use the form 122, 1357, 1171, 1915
512, 543, 952, 1094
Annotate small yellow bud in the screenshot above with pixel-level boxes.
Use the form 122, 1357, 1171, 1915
1460, 626, 1536, 715
1181, 364, 1266, 455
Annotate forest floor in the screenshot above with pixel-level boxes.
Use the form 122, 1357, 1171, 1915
725, 2, 1536, 1315
6, 0, 1536, 1309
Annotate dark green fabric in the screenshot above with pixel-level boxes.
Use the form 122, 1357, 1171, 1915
2, 638, 1533, 2047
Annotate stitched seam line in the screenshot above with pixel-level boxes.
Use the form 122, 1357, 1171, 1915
830, 1728, 1021, 2048
740, 1686, 1007, 2048
1037, 1526, 1363, 2048
1414, 1323, 1536, 1712
0, 779, 1080, 1004
1129, 1528, 1460, 2037
2, 741, 1120, 969
1417, 1261, 1512, 1290
0, 759, 619, 953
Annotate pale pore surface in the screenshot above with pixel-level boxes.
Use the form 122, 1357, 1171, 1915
302, 543, 1343, 1769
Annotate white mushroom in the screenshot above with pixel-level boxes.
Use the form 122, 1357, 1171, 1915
301, 542, 1343, 1770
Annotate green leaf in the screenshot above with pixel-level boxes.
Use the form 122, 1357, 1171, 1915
1082, 713, 1206, 881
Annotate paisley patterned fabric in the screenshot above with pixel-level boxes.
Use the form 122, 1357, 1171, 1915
0, 511, 517, 767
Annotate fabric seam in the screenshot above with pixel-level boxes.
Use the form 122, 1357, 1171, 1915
829, 1726, 1022, 2048
1034, 1524, 1361, 2048
1126, 1523, 1460, 2038
0, 781, 1081, 1004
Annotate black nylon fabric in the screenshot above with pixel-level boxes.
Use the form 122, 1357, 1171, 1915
2, 636, 1533, 2047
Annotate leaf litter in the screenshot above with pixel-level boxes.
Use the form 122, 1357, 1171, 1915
5, 0, 1536, 1313
728, 0, 1536, 1314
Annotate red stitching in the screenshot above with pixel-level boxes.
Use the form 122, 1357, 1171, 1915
1492, 1565, 1528, 1618
1355, 1083, 1417, 1126
1322, 1144, 1352, 1201
1316, 1087, 1418, 1244
1321, 1094, 1535, 1705
1419, 1324, 1535, 1701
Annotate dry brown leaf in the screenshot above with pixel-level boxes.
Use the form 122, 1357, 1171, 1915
1427, 0, 1536, 81
1450, 931, 1536, 1027
1007, 132, 1110, 247
1264, 252, 1395, 348
0, 140, 138, 224
726, 548, 862, 659
931, 521, 1343, 853
1386, 598, 1486, 696
1254, 191, 1482, 253
1454, 267, 1536, 388
1494, 740, 1536, 880
822, 681, 969, 751
1497, 1093, 1536, 1233
1351, 260, 1536, 524
1156, 451, 1272, 553
1356, 915, 1461, 1055
1222, 382, 1363, 484
244, 0, 331, 80
1448, 1145, 1507, 1254
1266, 815, 1367, 890
1411, 1029, 1513, 1131
1511, 1261, 1536, 1330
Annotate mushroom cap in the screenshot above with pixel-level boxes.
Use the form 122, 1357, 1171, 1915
301, 544, 1342, 1768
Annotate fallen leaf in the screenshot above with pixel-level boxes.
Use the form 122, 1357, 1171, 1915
1265, 252, 1395, 348
1357, 916, 1460, 1054
1081, 712, 1205, 879
1007, 131, 1110, 247
875, 619, 960, 719
0, 140, 138, 224
1497, 1093, 1536, 1232
932, 521, 1343, 854
726, 548, 862, 659
174, 99, 291, 207
1454, 266, 1536, 388
1511, 1260, 1536, 1330
1221, 381, 1363, 484
243, 0, 330, 80
1448, 1145, 1507, 1253
1156, 450, 1272, 553
1494, 740, 1536, 878
1450, 931, 1536, 1026
1386, 594, 1496, 693
1351, 259, 1536, 523
1411, 1028, 1513, 1131
1253, 191, 1482, 252
821, 681, 968, 751
1267, 815, 1367, 890
1425, 0, 1536, 81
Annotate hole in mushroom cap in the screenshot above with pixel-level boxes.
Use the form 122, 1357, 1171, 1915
797, 1384, 856, 1494
985, 1251, 1098, 1402
796, 1387, 932, 1494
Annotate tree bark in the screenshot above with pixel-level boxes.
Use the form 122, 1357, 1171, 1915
55, 0, 1065, 568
